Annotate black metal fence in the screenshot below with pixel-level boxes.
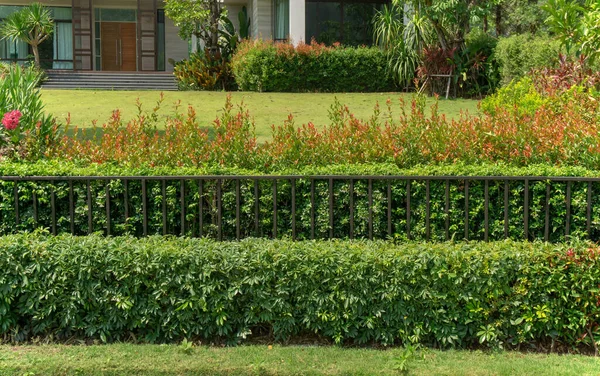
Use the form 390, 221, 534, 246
1, 175, 598, 242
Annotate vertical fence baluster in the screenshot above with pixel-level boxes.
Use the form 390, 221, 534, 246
311, 179, 315, 240
69, 180, 74, 235
349, 179, 354, 240
329, 178, 334, 239
544, 183, 550, 242
217, 179, 222, 241
51, 187, 56, 236
587, 181, 592, 239
198, 179, 203, 238
426, 180, 431, 241
32, 189, 38, 228
368, 179, 373, 240
291, 179, 296, 241
387, 181, 392, 238
13, 182, 19, 229
236, 179, 241, 240
142, 178, 147, 237
254, 179, 259, 237
87, 179, 92, 235
105, 182, 111, 236
524, 179, 529, 241
484, 179, 489, 242
123, 179, 129, 224
445, 180, 450, 241
504, 180, 509, 239
273, 179, 277, 239
162, 180, 167, 235
566, 181, 571, 238
464, 180, 469, 240
180, 179, 186, 236
406, 179, 411, 240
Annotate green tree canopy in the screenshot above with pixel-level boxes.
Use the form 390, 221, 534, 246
0, 3, 54, 69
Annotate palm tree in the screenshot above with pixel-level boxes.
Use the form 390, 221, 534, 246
0, 3, 54, 68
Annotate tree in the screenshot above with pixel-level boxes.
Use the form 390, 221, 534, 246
0, 3, 54, 68
164, 0, 222, 54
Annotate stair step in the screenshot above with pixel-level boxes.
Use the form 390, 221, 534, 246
43, 72, 178, 91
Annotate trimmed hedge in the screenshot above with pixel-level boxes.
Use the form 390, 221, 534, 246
1, 234, 599, 349
0, 162, 599, 241
231, 40, 396, 92
495, 34, 562, 85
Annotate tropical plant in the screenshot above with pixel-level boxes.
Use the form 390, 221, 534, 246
544, 0, 600, 65
0, 3, 54, 68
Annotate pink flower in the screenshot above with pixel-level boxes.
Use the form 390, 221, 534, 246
2, 110, 22, 131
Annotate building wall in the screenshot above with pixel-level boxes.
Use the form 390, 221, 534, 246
251, 0, 272, 39
164, 16, 188, 72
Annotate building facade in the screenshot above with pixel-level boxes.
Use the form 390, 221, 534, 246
0, 0, 387, 72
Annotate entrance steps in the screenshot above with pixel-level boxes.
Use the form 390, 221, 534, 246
42, 71, 178, 91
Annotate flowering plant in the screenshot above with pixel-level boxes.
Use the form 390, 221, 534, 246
2, 110, 22, 131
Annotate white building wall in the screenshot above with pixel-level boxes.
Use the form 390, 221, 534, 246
288, 0, 305, 44
164, 16, 189, 72
251, 0, 272, 39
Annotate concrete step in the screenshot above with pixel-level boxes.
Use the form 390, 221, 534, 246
43, 71, 178, 91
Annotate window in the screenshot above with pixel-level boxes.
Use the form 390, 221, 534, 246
273, 0, 290, 41
157, 9, 165, 71
0, 6, 73, 69
305, 0, 387, 46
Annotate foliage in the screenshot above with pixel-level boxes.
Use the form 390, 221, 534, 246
544, 0, 600, 64
2, 161, 600, 241
495, 34, 562, 85
174, 50, 234, 91
0, 234, 599, 350
46, 86, 600, 171
495, 0, 549, 35
530, 54, 600, 96
0, 3, 54, 68
164, 0, 221, 53
231, 39, 396, 92
480, 77, 547, 117
0, 63, 58, 160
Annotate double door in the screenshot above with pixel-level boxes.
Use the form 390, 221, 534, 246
101, 22, 136, 71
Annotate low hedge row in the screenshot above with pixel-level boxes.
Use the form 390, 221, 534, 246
231, 40, 396, 92
0, 162, 599, 241
1, 235, 599, 349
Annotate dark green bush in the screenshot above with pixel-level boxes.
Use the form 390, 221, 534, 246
1, 234, 599, 349
0, 161, 599, 242
495, 34, 562, 85
231, 40, 396, 92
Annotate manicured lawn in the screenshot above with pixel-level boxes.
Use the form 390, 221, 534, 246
41, 90, 479, 141
0, 345, 598, 375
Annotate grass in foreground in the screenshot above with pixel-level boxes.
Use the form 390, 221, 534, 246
41, 90, 479, 141
0, 345, 598, 376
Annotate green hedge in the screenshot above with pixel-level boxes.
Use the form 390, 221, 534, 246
495, 34, 562, 85
1, 234, 599, 349
0, 162, 599, 241
231, 40, 396, 92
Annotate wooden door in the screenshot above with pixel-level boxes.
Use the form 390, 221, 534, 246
101, 22, 137, 71
120, 23, 137, 71
101, 23, 120, 71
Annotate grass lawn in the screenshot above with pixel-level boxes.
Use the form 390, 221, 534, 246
0, 345, 598, 375
41, 90, 480, 141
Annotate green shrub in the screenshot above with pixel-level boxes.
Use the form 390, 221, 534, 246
0, 234, 599, 350
0, 63, 57, 160
495, 35, 562, 85
231, 40, 396, 92
0, 161, 599, 242
480, 77, 547, 116
173, 51, 235, 91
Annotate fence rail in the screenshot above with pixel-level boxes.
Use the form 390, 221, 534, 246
1, 175, 598, 242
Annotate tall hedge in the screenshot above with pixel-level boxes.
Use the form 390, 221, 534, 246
495, 34, 562, 85
231, 40, 396, 92
1, 234, 599, 350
